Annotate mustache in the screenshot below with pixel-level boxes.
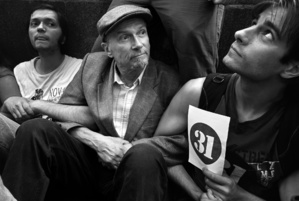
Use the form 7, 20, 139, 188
128, 51, 148, 60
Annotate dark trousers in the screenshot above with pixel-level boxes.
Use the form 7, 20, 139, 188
2, 119, 168, 201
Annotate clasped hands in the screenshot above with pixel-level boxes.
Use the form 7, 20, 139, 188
94, 135, 132, 170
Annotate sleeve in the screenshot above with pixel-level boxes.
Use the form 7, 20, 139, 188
59, 54, 89, 106
132, 134, 188, 166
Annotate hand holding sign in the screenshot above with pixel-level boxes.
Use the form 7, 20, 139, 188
188, 105, 230, 175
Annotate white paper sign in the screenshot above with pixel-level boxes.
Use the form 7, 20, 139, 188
188, 105, 230, 175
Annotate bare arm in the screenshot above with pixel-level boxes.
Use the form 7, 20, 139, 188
279, 170, 299, 201
69, 126, 131, 169
153, 78, 206, 200
212, 0, 243, 5
30, 100, 97, 130
154, 78, 206, 136
0, 75, 21, 104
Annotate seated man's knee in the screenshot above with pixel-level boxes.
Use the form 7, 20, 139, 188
123, 144, 166, 171
16, 119, 60, 142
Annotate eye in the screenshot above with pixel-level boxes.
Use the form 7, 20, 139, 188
120, 34, 130, 41
262, 30, 274, 41
45, 20, 56, 27
138, 29, 147, 36
264, 32, 273, 40
30, 21, 39, 27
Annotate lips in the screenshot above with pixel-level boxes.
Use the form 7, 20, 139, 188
34, 35, 49, 41
131, 53, 146, 59
230, 45, 242, 57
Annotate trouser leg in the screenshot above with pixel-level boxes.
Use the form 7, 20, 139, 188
2, 119, 114, 201
0, 113, 19, 173
114, 144, 168, 201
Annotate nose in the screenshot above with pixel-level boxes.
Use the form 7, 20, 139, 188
37, 22, 46, 32
234, 26, 253, 45
132, 35, 142, 50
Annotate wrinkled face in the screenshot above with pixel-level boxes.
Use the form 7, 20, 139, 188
29, 9, 63, 52
103, 18, 150, 75
223, 7, 289, 81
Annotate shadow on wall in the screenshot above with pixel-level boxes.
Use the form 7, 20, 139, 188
0, 0, 176, 70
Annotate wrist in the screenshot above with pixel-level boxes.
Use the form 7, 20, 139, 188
30, 100, 42, 113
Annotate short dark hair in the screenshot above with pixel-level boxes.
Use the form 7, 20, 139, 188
253, 0, 299, 64
28, 4, 68, 53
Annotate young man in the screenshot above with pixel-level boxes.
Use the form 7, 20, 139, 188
0, 4, 82, 169
148, 0, 299, 200
1, 4, 82, 122
2, 5, 180, 201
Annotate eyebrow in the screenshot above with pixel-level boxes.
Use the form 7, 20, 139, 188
263, 20, 282, 40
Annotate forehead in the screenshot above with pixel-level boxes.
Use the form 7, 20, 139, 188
258, 7, 287, 32
30, 9, 58, 20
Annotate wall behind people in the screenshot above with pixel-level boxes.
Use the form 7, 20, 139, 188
0, 0, 257, 74
0, 0, 112, 68
0, 0, 176, 70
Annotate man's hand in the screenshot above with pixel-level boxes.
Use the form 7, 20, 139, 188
95, 136, 131, 169
203, 168, 243, 201
1, 96, 34, 122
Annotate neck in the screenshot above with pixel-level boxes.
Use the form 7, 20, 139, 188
35, 50, 65, 74
235, 75, 286, 122
117, 66, 144, 88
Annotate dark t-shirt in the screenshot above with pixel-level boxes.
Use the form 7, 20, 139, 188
215, 74, 285, 200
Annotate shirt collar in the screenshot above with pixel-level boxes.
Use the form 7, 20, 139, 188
113, 60, 147, 87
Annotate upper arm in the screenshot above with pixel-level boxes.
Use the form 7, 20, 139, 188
154, 77, 206, 136
0, 75, 21, 104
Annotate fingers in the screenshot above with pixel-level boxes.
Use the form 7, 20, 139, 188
5, 97, 35, 119
203, 168, 227, 185
99, 157, 120, 170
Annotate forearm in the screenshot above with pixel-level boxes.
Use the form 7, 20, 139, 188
69, 126, 104, 151
168, 165, 203, 201
31, 100, 96, 129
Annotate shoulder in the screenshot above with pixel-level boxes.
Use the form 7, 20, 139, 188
79, 52, 112, 82
64, 55, 82, 66
0, 66, 14, 78
80, 52, 111, 70
176, 77, 206, 106
14, 58, 36, 76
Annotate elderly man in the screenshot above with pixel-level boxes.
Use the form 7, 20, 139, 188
2, 5, 180, 201
92, 0, 227, 82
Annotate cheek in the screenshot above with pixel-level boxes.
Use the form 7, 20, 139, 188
28, 30, 35, 43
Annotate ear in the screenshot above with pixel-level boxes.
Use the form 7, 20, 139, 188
281, 62, 299, 79
101, 42, 113, 58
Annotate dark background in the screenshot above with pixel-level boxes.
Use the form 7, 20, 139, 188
0, 0, 257, 74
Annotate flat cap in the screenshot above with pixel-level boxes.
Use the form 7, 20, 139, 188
97, 5, 152, 40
